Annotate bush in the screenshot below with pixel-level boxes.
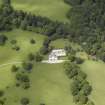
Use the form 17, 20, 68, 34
21, 98, 29, 105
16, 73, 22, 81
79, 95, 88, 104
22, 82, 30, 89
81, 83, 92, 96
11, 65, 19, 72
28, 53, 35, 61
68, 54, 76, 62
0, 34, 8, 45
71, 80, 81, 96
75, 57, 84, 64
35, 53, 43, 62
73, 95, 79, 103
12, 45, 20, 51
0, 100, 4, 105
78, 70, 87, 80
86, 100, 95, 105
10, 39, 17, 44
0, 90, 4, 97
22, 62, 33, 71
30, 39, 36, 44
16, 73, 30, 82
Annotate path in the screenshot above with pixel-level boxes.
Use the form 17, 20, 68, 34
42, 60, 67, 64
0, 61, 22, 68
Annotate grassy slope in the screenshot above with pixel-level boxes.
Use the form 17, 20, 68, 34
81, 60, 105, 105
0, 29, 45, 89
4, 63, 75, 105
0, 29, 46, 64
0, 30, 75, 105
10, 0, 70, 22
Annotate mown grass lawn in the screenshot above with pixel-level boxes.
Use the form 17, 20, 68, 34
10, 0, 70, 22
0, 29, 45, 89
81, 60, 105, 105
0, 29, 46, 64
4, 63, 75, 105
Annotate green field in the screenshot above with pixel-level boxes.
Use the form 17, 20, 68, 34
0, 29, 46, 89
2, 63, 75, 105
0, 29, 46, 65
9, 0, 70, 22
0, 29, 75, 105
81, 60, 105, 105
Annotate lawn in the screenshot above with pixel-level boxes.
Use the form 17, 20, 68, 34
50, 39, 70, 49
10, 0, 70, 22
0, 29, 45, 89
81, 60, 105, 105
0, 29, 46, 65
4, 63, 75, 105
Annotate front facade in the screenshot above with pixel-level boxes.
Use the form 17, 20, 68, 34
48, 49, 66, 63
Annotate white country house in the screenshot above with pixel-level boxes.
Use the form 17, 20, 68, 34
48, 49, 66, 63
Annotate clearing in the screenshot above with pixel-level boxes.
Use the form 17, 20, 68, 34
10, 0, 70, 22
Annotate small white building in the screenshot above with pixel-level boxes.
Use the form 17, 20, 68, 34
48, 49, 66, 63
51, 49, 66, 57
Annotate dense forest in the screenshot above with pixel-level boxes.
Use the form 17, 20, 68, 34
65, 0, 105, 61
1, 0, 105, 61
1, 0, 105, 105
0, 0, 70, 37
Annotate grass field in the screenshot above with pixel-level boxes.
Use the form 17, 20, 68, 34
0, 29, 45, 89
0, 29, 46, 64
10, 0, 70, 22
81, 60, 105, 105
3, 63, 75, 105
50, 39, 70, 49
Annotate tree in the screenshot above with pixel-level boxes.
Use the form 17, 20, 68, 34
21, 98, 29, 105
35, 53, 43, 62
28, 53, 35, 61
0, 100, 4, 105
79, 95, 88, 104
2, 0, 11, 5
30, 39, 36, 44
22, 82, 30, 89
86, 100, 95, 105
81, 83, 92, 96
22, 62, 33, 71
0, 34, 7, 45
75, 57, 84, 64
11, 65, 19, 72
10, 39, 17, 45
0, 90, 4, 97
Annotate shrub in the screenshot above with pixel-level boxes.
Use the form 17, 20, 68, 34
11, 65, 19, 72
35, 53, 43, 62
71, 80, 81, 96
0, 90, 4, 97
0, 100, 4, 105
73, 95, 79, 103
16, 73, 22, 81
16, 73, 30, 82
30, 39, 36, 44
10, 39, 17, 44
86, 100, 95, 105
75, 57, 84, 64
22, 82, 30, 89
79, 95, 88, 104
68, 54, 76, 62
81, 83, 92, 96
78, 70, 87, 80
21, 97, 29, 105
22, 62, 33, 71
0, 34, 8, 45
12, 45, 20, 51
28, 53, 35, 61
